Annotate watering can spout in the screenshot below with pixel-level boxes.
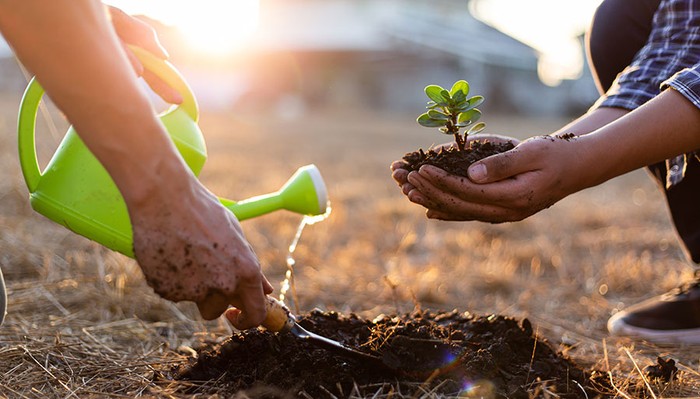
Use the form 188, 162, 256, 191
220, 164, 328, 221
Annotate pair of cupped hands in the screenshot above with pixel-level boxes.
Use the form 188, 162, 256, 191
390, 133, 591, 223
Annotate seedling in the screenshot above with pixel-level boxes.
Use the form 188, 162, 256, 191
416, 80, 485, 152
401, 79, 511, 177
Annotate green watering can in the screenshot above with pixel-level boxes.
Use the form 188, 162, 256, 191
17, 47, 328, 258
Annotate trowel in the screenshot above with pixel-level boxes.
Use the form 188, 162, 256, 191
261, 297, 385, 365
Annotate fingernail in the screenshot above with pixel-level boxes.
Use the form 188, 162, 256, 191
418, 165, 436, 174
408, 190, 424, 204
468, 163, 487, 182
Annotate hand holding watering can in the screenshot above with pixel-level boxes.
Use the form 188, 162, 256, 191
17, 46, 328, 322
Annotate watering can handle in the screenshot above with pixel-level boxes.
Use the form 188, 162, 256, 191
17, 45, 199, 193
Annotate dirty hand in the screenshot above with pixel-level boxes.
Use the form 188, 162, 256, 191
107, 5, 183, 104
391, 134, 519, 197
131, 174, 274, 327
403, 134, 595, 223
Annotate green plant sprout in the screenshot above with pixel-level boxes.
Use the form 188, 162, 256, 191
416, 80, 486, 152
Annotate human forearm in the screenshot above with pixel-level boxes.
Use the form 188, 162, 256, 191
575, 88, 700, 187
0, 0, 183, 203
552, 106, 628, 137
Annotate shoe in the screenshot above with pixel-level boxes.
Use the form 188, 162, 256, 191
608, 272, 700, 344
0, 267, 5, 326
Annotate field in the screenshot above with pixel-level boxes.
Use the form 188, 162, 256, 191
1, 94, 699, 397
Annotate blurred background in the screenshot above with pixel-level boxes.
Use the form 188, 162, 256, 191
0, 0, 604, 117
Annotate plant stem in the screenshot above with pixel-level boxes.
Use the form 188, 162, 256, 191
454, 133, 464, 151
448, 113, 464, 152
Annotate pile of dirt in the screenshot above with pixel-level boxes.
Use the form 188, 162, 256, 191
401, 140, 515, 177
172, 309, 609, 398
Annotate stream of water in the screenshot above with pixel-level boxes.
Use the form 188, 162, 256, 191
278, 203, 332, 314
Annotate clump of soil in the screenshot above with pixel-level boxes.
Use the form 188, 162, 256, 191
644, 357, 679, 382
173, 308, 608, 398
401, 140, 515, 177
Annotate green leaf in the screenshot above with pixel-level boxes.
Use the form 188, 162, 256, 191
450, 80, 469, 97
452, 89, 466, 104
424, 85, 446, 104
468, 95, 484, 108
440, 89, 451, 102
454, 103, 473, 112
455, 98, 482, 112
426, 101, 438, 109
427, 109, 449, 120
417, 113, 447, 128
467, 122, 486, 135
457, 109, 481, 124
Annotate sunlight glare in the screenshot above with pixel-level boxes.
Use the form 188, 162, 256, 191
172, 0, 259, 55
460, 379, 497, 398
106, 0, 260, 56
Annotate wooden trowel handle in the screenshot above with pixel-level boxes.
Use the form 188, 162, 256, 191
262, 296, 296, 333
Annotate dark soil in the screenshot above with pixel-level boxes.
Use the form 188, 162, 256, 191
172, 309, 610, 398
644, 357, 679, 382
401, 140, 516, 177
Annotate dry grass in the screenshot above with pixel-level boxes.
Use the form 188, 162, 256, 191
1, 92, 700, 398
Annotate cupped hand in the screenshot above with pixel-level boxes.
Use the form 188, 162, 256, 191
131, 176, 274, 328
391, 134, 520, 197
403, 134, 593, 223
107, 6, 183, 104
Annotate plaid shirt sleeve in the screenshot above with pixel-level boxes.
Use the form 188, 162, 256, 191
592, 0, 700, 187
594, 0, 700, 111
661, 65, 700, 187
662, 64, 700, 109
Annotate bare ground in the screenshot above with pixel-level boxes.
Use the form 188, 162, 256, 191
1, 95, 699, 397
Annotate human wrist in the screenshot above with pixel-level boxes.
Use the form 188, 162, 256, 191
569, 132, 622, 188
116, 144, 195, 208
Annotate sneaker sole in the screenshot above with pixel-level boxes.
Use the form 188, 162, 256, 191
608, 311, 700, 344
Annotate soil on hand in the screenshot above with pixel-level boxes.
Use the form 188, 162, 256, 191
401, 140, 515, 177
173, 309, 608, 398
